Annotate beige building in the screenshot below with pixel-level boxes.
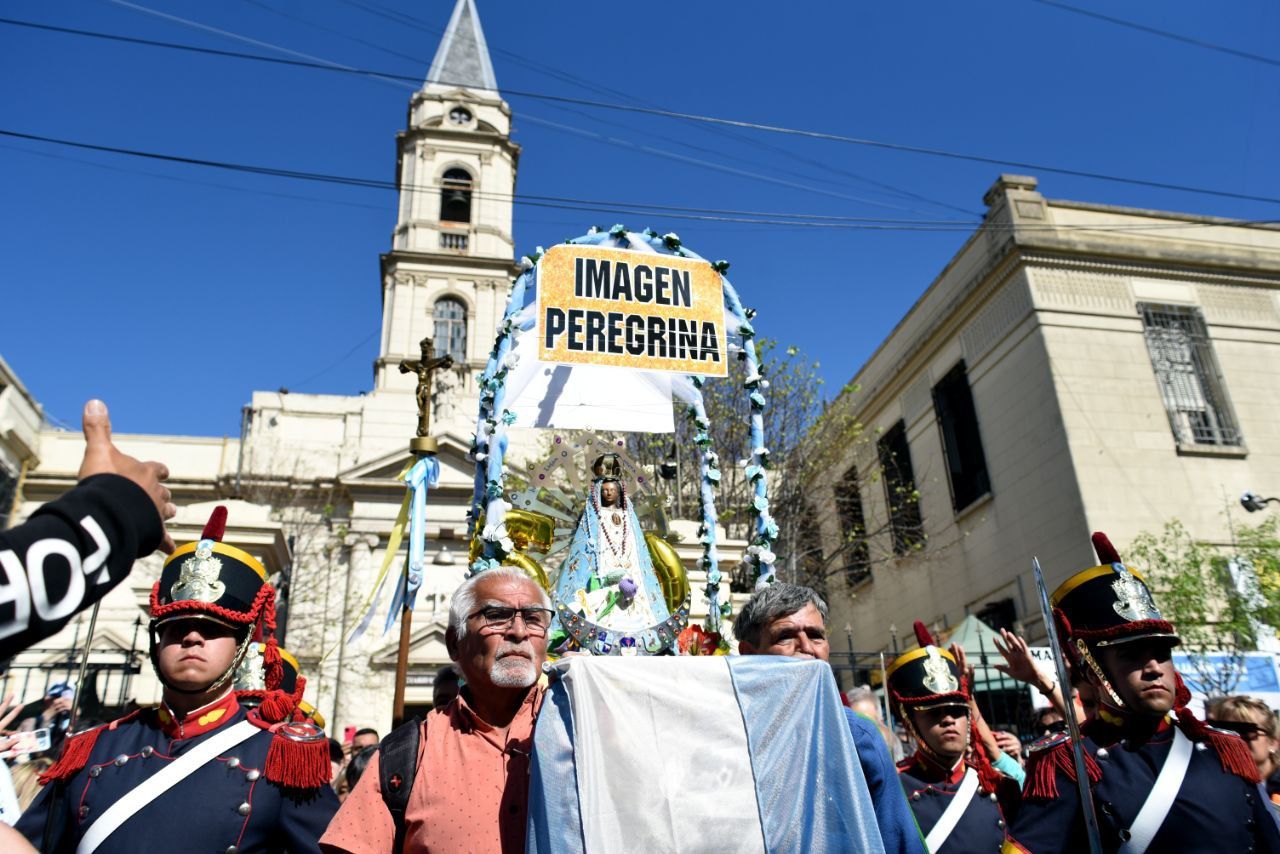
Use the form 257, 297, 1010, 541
3, 0, 744, 735
817, 174, 1280, 654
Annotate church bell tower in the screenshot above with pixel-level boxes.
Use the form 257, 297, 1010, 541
373, 0, 520, 432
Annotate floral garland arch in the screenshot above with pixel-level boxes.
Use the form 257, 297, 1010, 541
467, 225, 779, 634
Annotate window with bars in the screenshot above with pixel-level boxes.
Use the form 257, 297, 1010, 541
433, 298, 468, 362
1138, 303, 1242, 448
877, 421, 925, 555
932, 361, 991, 512
834, 465, 871, 586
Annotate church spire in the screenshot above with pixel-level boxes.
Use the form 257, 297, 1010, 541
425, 0, 498, 93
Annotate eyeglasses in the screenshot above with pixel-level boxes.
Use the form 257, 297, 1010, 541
1206, 719, 1271, 741
467, 606, 555, 635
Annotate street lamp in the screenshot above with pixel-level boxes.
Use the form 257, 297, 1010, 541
1241, 491, 1279, 513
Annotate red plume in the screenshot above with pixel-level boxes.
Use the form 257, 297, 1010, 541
913, 620, 935, 648
1091, 532, 1122, 565
202, 505, 228, 542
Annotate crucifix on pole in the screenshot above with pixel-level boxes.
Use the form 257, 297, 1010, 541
391, 337, 453, 727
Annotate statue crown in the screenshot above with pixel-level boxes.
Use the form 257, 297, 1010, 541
592, 453, 623, 480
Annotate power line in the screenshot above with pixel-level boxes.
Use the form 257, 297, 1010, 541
1029, 0, 1280, 70
140, 0, 975, 216
6, 16, 1280, 209
5, 127, 1278, 236
330, 0, 974, 215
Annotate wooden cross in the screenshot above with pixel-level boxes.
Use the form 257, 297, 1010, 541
399, 336, 454, 439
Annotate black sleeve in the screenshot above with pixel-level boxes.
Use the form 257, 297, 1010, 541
0, 474, 163, 659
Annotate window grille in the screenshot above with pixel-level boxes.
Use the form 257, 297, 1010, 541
834, 466, 871, 586
433, 298, 468, 363
932, 361, 991, 512
877, 421, 925, 555
1138, 303, 1241, 447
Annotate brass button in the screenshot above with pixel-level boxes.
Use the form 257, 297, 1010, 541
79, 805, 90, 820
1095, 748, 1109, 760
141, 746, 154, 758
88, 767, 101, 778
114, 754, 129, 767
245, 769, 260, 782
226, 847, 238, 854
228, 757, 241, 769
237, 802, 251, 816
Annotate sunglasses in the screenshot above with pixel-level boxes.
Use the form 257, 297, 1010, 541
1206, 719, 1271, 740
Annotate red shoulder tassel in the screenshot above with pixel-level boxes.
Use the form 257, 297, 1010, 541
1174, 682, 1261, 784
264, 728, 331, 789
1023, 738, 1102, 800
1091, 532, 1122, 565
259, 677, 306, 724
40, 710, 140, 785
202, 505, 228, 541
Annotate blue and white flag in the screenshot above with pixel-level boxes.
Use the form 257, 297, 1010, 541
527, 656, 886, 853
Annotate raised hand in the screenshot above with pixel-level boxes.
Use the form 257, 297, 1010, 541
78, 399, 176, 553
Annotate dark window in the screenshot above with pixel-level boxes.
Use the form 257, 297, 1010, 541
434, 298, 467, 362
932, 361, 991, 512
0, 464, 15, 529
877, 421, 925, 556
439, 168, 472, 223
974, 598, 1016, 633
1138, 303, 1242, 447
834, 466, 871, 586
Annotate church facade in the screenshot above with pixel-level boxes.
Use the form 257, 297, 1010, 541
2, 0, 745, 736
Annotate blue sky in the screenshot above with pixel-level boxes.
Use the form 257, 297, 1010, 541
3, 0, 1278, 437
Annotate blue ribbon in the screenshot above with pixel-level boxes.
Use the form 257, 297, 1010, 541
385, 455, 440, 633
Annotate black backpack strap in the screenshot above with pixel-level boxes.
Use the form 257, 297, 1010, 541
379, 717, 423, 854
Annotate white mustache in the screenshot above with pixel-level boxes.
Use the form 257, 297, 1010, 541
495, 641, 533, 661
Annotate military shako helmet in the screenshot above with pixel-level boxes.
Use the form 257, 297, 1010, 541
149, 506, 284, 696
1051, 531, 1179, 709
886, 621, 968, 718
235, 643, 299, 702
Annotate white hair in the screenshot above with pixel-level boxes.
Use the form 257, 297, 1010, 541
448, 567, 551, 640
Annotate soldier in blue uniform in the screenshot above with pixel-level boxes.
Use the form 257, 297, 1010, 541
1004, 532, 1280, 853
18, 506, 338, 853
887, 621, 1020, 853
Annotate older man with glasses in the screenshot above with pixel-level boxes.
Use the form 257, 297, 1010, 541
321, 567, 554, 854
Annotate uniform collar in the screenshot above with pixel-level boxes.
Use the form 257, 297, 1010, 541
157, 691, 240, 739
907, 748, 967, 785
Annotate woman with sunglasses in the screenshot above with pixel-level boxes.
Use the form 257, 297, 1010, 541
1207, 695, 1280, 806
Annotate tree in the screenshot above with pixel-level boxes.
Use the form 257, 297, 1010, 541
1127, 516, 1280, 696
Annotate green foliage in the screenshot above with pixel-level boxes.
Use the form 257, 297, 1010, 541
1128, 516, 1280, 694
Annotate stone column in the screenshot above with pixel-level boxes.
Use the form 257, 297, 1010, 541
333, 532, 381, 735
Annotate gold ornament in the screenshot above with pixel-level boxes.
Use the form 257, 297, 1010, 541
922, 646, 959, 694
172, 543, 226, 603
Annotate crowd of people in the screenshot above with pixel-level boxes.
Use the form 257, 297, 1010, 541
1, 400, 1279, 851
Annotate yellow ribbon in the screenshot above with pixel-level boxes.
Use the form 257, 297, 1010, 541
320, 460, 414, 663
